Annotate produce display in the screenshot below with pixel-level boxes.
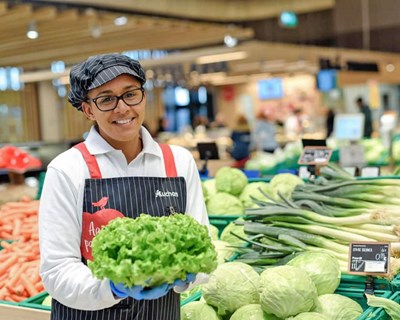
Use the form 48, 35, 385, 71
0, 198, 43, 302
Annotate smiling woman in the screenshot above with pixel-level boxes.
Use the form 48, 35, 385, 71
38, 53, 212, 320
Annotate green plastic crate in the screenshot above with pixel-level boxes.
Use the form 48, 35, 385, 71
18, 291, 51, 311
359, 291, 400, 320
340, 274, 392, 291
335, 287, 391, 311
391, 273, 400, 292
180, 291, 201, 306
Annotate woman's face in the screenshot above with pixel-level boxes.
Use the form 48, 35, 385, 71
81, 74, 146, 148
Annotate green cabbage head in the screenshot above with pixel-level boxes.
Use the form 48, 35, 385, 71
209, 224, 220, 240
230, 304, 282, 320
269, 173, 304, 201
259, 265, 318, 318
181, 301, 221, 320
288, 312, 331, 320
207, 192, 244, 216
286, 251, 341, 295
202, 262, 260, 317
203, 179, 217, 197
220, 219, 246, 246
239, 182, 272, 208
212, 240, 236, 265
215, 167, 248, 196
315, 294, 363, 320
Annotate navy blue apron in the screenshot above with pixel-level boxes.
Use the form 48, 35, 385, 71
51, 142, 187, 320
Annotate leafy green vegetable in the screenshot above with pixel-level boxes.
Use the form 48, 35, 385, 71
315, 294, 363, 320
215, 167, 248, 196
202, 262, 260, 317
259, 265, 318, 318
365, 294, 400, 320
89, 214, 218, 287
203, 179, 217, 197
42, 295, 52, 307
212, 240, 236, 264
239, 182, 272, 208
288, 312, 330, 320
286, 251, 341, 295
209, 224, 220, 240
207, 192, 244, 216
181, 301, 221, 320
230, 304, 281, 320
220, 219, 246, 246
269, 173, 304, 201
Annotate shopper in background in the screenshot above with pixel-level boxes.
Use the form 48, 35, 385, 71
326, 107, 336, 138
355, 97, 373, 138
230, 114, 251, 168
284, 107, 303, 140
250, 109, 279, 153
38, 53, 209, 320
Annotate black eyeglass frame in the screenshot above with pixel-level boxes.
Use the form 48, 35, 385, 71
88, 87, 145, 112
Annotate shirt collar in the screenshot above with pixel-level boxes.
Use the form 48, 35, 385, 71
84, 125, 162, 158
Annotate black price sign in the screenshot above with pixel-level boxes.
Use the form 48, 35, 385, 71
348, 242, 390, 275
298, 146, 332, 165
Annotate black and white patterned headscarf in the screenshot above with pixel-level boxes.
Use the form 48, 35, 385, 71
68, 53, 146, 111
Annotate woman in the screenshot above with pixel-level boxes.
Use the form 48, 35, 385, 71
38, 53, 209, 319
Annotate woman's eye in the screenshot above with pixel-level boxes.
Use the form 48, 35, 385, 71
99, 96, 114, 104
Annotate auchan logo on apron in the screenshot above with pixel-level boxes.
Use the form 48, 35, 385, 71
81, 196, 124, 261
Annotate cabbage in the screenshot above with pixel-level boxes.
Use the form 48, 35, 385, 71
209, 224, 220, 240
42, 295, 52, 307
203, 179, 217, 197
259, 265, 318, 318
393, 140, 400, 161
181, 301, 221, 320
286, 252, 341, 295
212, 240, 236, 264
202, 182, 209, 200
239, 182, 272, 208
215, 167, 248, 196
315, 294, 363, 320
220, 219, 246, 246
180, 284, 201, 302
288, 312, 330, 320
230, 304, 281, 320
207, 193, 244, 216
202, 262, 260, 317
269, 173, 304, 201
89, 214, 218, 287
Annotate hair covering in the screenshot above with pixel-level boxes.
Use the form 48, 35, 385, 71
68, 53, 146, 111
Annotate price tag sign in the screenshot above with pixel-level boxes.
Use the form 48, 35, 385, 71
298, 146, 332, 165
348, 242, 390, 276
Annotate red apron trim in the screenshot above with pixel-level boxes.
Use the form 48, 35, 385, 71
159, 144, 178, 177
74, 142, 102, 179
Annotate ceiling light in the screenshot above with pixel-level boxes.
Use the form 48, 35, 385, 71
196, 51, 247, 64
114, 16, 128, 26
26, 21, 39, 40
386, 64, 395, 72
224, 35, 238, 48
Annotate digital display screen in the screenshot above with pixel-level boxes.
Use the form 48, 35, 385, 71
258, 78, 283, 100
317, 69, 337, 92
334, 114, 365, 141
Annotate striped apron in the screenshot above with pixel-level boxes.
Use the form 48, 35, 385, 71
51, 142, 186, 320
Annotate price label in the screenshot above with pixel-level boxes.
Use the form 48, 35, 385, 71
298, 146, 332, 165
348, 242, 390, 275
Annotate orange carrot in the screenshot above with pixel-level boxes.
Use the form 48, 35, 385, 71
20, 273, 39, 297
0, 255, 18, 275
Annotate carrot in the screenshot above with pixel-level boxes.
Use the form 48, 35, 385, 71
0, 255, 18, 275
12, 219, 22, 237
20, 273, 39, 297
10, 294, 27, 302
34, 282, 44, 292
7, 263, 29, 287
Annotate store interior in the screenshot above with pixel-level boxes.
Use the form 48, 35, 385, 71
1, 0, 400, 319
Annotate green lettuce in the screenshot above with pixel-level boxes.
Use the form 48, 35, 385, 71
89, 214, 218, 287
215, 167, 248, 196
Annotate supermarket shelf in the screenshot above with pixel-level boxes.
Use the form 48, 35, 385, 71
0, 304, 50, 320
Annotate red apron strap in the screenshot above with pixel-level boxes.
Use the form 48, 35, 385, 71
159, 144, 178, 177
74, 142, 102, 179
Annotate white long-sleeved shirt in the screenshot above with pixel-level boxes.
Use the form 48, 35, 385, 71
38, 126, 208, 310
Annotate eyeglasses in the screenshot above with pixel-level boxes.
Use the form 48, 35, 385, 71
89, 88, 145, 112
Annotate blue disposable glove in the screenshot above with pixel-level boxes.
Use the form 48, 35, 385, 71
110, 281, 172, 300
110, 274, 196, 299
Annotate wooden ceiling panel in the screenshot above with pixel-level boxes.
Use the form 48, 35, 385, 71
0, 3, 254, 70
